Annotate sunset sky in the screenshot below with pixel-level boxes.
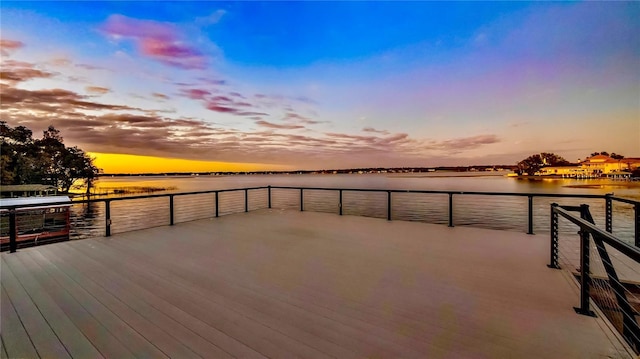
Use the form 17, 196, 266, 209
1, 2, 638, 173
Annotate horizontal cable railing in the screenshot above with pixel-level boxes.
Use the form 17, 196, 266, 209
1, 185, 639, 252
550, 204, 640, 353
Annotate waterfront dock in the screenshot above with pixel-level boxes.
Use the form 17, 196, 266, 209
0, 210, 632, 358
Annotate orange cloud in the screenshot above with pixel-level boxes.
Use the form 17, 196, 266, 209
89, 152, 293, 174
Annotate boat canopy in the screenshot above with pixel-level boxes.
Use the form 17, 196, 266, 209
0, 196, 72, 209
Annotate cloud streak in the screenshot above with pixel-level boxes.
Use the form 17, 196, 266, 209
255, 120, 305, 130
101, 14, 206, 70
0, 60, 55, 83
1, 39, 24, 57
85, 86, 110, 95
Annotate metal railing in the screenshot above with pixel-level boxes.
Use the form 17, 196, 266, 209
1, 185, 639, 253
550, 203, 640, 353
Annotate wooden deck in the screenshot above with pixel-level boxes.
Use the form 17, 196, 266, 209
0, 209, 633, 358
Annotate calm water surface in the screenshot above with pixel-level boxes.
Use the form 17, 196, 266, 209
70, 173, 640, 244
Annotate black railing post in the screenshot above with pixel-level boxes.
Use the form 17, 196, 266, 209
245, 189, 249, 212
339, 189, 343, 215
575, 205, 595, 316
215, 191, 219, 218
548, 203, 560, 269
387, 191, 392, 221
9, 208, 17, 253
635, 204, 640, 248
105, 200, 111, 237
169, 195, 174, 225
300, 188, 304, 211
448, 193, 454, 227
605, 193, 613, 233
527, 195, 534, 235
267, 186, 272, 209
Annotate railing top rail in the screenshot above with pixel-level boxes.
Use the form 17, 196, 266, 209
0, 186, 270, 210
609, 195, 640, 206
553, 205, 640, 262
269, 185, 608, 198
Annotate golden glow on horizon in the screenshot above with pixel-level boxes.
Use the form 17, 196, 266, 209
88, 152, 294, 174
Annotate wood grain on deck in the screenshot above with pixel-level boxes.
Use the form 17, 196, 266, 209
1, 209, 633, 358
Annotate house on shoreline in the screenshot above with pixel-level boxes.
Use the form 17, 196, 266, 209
0, 184, 58, 198
536, 155, 640, 178
580, 155, 640, 176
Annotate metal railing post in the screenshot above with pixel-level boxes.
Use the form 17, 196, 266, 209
548, 203, 560, 269
105, 200, 111, 237
268, 186, 272, 209
387, 191, 392, 221
635, 204, 640, 248
527, 195, 534, 234
575, 204, 595, 316
215, 191, 219, 218
169, 195, 174, 225
9, 208, 17, 253
339, 189, 343, 215
245, 189, 249, 212
300, 188, 304, 211
605, 193, 613, 233
448, 193, 454, 227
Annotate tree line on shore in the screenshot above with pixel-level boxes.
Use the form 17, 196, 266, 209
1, 122, 100, 193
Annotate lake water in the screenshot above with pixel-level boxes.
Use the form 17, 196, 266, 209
69, 172, 640, 244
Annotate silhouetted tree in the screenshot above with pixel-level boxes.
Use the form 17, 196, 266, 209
588, 151, 624, 160
516, 152, 570, 175
0, 122, 100, 192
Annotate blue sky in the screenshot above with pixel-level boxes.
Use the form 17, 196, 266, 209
1, 1, 638, 171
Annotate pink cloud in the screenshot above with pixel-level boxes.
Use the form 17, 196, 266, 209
363, 127, 390, 135
102, 14, 175, 40
101, 15, 206, 70
182, 89, 211, 99
0, 39, 24, 56
256, 120, 305, 130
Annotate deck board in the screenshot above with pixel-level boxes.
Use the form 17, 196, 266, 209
17, 251, 136, 359
34, 245, 200, 359
67, 231, 420, 358
24, 248, 169, 358
3, 254, 104, 359
1, 258, 71, 358
50, 242, 342, 359
0, 286, 39, 359
1, 209, 634, 358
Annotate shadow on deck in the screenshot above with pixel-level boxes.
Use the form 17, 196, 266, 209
0, 209, 633, 358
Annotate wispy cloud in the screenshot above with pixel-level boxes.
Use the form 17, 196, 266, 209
283, 112, 325, 125
362, 127, 390, 135
428, 134, 500, 152
181, 88, 212, 100
195, 10, 226, 26
255, 120, 305, 130
0, 60, 55, 83
85, 86, 110, 95
1, 86, 138, 112
101, 14, 206, 70
152, 92, 169, 100
0, 39, 24, 56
